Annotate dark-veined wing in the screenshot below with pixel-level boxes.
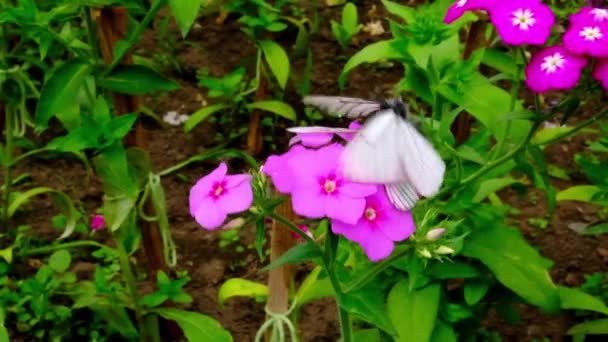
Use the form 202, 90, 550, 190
303, 95, 381, 119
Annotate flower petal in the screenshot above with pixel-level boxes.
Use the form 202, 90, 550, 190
291, 188, 326, 219
360, 233, 394, 262
194, 198, 228, 230
379, 209, 416, 242
339, 182, 378, 198
326, 195, 366, 225
331, 218, 371, 243
189, 163, 228, 215
218, 181, 254, 214
225, 174, 253, 188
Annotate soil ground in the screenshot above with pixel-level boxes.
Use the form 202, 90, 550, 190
7, 2, 608, 341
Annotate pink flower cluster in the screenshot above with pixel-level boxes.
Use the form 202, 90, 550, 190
444, 0, 608, 92
262, 125, 416, 262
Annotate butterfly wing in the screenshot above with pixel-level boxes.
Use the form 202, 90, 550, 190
303, 95, 381, 119
397, 118, 446, 197
385, 183, 420, 211
287, 126, 359, 134
339, 110, 411, 184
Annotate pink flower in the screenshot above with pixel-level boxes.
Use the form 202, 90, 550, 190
525, 46, 588, 93
262, 145, 306, 194
592, 58, 608, 90
563, 22, 608, 57
291, 224, 314, 243
91, 214, 106, 231
444, 0, 499, 24
570, 7, 608, 26
287, 143, 377, 225
189, 162, 253, 230
489, 0, 555, 45
331, 188, 415, 262
287, 121, 361, 148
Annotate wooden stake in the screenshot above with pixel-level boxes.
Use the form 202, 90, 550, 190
451, 19, 488, 145
266, 197, 298, 340
246, 75, 266, 156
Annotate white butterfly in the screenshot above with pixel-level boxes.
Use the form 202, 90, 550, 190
299, 95, 446, 211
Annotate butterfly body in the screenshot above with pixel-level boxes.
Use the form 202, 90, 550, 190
301, 95, 445, 210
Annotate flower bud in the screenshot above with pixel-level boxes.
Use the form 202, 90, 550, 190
221, 218, 246, 230
91, 214, 106, 231
425, 228, 446, 241
419, 248, 432, 258
435, 246, 455, 255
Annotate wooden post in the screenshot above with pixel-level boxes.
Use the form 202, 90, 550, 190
246, 75, 266, 156
450, 19, 488, 145
266, 197, 298, 340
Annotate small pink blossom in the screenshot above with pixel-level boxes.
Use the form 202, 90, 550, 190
444, 0, 499, 24
332, 187, 415, 262
189, 162, 253, 230
570, 7, 608, 26
291, 224, 313, 242
489, 0, 555, 45
592, 58, 608, 90
287, 143, 377, 225
563, 22, 608, 57
91, 214, 106, 231
287, 121, 361, 148
525, 46, 588, 93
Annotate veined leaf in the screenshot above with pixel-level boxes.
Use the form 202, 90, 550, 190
218, 278, 268, 306
339, 39, 402, 88
259, 40, 290, 89
247, 100, 296, 121
185, 104, 228, 132
155, 308, 232, 342
387, 280, 441, 342
99, 65, 179, 95
169, 0, 200, 37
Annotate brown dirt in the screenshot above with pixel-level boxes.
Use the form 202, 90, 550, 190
5, 1, 608, 341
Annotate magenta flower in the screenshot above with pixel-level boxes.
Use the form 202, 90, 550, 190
489, 0, 555, 45
287, 121, 361, 148
525, 46, 588, 93
291, 224, 314, 243
262, 144, 306, 194
287, 143, 377, 224
592, 58, 608, 90
444, 0, 499, 24
563, 22, 608, 57
331, 188, 415, 262
91, 214, 106, 231
570, 7, 608, 26
189, 162, 253, 230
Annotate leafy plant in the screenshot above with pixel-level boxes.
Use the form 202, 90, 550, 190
331, 3, 362, 50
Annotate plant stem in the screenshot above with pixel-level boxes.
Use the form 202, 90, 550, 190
112, 230, 146, 341
533, 108, 608, 146
20, 240, 110, 256
2, 105, 13, 232
492, 47, 522, 160
343, 245, 411, 293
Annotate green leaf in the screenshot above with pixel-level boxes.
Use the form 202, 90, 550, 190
461, 225, 560, 313
382, 0, 415, 23
342, 3, 360, 32
481, 48, 520, 78
342, 288, 396, 336
247, 100, 296, 121
94, 143, 138, 197
155, 308, 232, 342
339, 39, 402, 88
184, 104, 228, 132
430, 321, 457, 342
473, 177, 522, 203
464, 278, 490, 306
103, 114, 138, 142
426, 261, 482, 279
558, 286, 608, 315
347, 328, 381, 342
531, 126, 577, 145
557, 185, 601, 203
295, 266, 335, 305
263, 242, 322, 271
48, 250, 71, 273
568, 318, 608, 335
580, 222, 608, 236
54, 103, 81, 131
218, 278, 268, 306
35, 59, 93, 131
169, 0, 200, 37
99, 65, 179, 95
437, 72, 531, 144
387, 279, 441, 342
259, 40, 289, 89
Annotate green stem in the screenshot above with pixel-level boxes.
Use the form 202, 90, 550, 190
158, 146, 256, 177
20, 240, 110, 256
323, 231, 352, 342
2, 106, 13, 231
84, 6, 100, 61
343, 245, 412, 293
533, 108, 608, 146
492, 47, 522, 160
112, 230, 146, 341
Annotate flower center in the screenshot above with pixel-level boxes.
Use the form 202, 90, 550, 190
541, 53, 565, 74
456, 0, 467, 7
511, 8, 536, 30
323, 180, 337, 193
591, 8, 608, 21
210, 181, 227, 199
580, 26, 603, 41
364, 207, 377, 221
